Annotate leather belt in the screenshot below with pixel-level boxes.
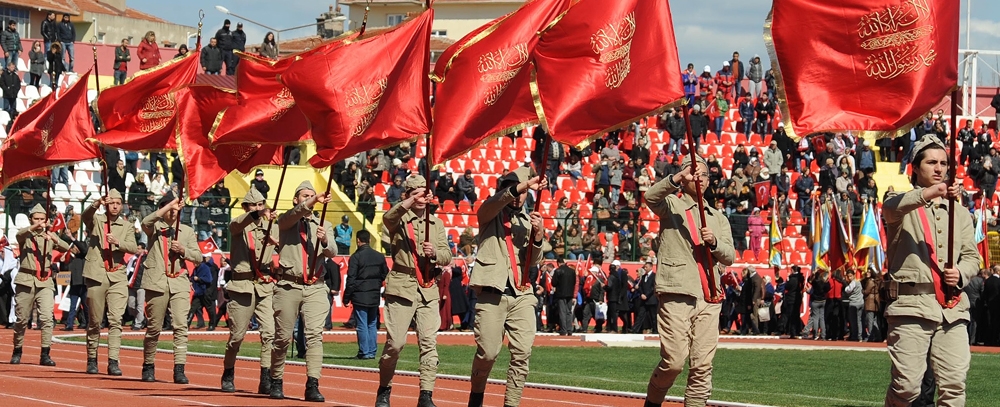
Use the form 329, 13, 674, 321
481, 286, 516, 296
275, 273, 320, 286
898, 282, 936, 296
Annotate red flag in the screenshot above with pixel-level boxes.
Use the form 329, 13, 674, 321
92, 52, 201, 151
0, 235, 8, 250
281, 10, 434, 168
198, 238, 218, 255
754, 181, 771, 209
826, 202, 852, 272
430, 0, 572, 165
50, 213, 66, 233
9, 93, 54, 135
765, 0, 959, 140
530, 0, 684, 146
174, 85, 283, 200
0, 71, 101, 189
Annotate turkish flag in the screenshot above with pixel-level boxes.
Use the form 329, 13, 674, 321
281, 10, 434, 168
174, 85, 283, 200
754, 181, 771, 209
50, 213, 66, 233
0, 70, 101, 189
198, 238, 218, 255
431, 0, 572, 165
531, 0, 684, 147
93, 52, 200, 151
766, 0, 959, 139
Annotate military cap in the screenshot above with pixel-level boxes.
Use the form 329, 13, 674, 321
107, 189, 123, 201
29, 204, 46, 215
403, 175, 426, 191
243, 187, 265, 205
294, 180, 315, 196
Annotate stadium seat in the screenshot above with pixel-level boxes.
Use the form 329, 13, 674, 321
441, 201, 457, 214
14, 98, 25, 113
14, 213, 29, 229
23, 85, 38, 100
742, 250, 755, 263
38, 85, 51, 98
15, 57, 26, 72
458, 200, 472, 214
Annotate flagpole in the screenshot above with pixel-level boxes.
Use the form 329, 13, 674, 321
92, 36, 114, 252
681, 103, 719, 302
42, 179, 53, 280
945, 87, 960, 304
196, 10, 205, 50
308, 167, 336, 283
167, 182, 185, 278
521, 131, 552, 287
256, 163, 288, 277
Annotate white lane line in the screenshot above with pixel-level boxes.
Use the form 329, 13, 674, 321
0, 392, 85, 407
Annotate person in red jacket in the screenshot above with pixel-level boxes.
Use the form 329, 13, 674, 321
137, 31, 160, 71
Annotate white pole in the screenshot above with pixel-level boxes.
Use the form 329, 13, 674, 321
966, 0, 972, 50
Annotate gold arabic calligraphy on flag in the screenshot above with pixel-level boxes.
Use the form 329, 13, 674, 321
138, 93, 177, 133
477, 43, 529, 107
345, 77, 388, 138
859, 0, 937, 81
591, 12, 635, 90
269, 87, 296, 122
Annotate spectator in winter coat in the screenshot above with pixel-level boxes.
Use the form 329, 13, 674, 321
755, 94, 776, 134
764, 140, 784, 175
714, 63, 734, 102
230, 23, 246, 75
189, 257, 217, 330
113, 39, 131, 85
58, 14, 75, 71
41, 12, 58, 55
201, 38, 223, 74
682, 63, 698, 106
665, 108, 686, 156
456, 170, 477, 204
738, 96, 755, 136
215, 19, 235, 75
343, 231, 389, 358
137, 31, 160, 70
27, 41, 43, 87
1, 19, 21, 69
46, 43, 65, 89
260, 32, 278, 59
747, 55, 764, 99
0, 62, 18, 117
729, 51, 746, 98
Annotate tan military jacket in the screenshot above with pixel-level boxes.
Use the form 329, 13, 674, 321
140, 214, 202, 294
470, 186, 543, 296
228, 211, 277, 296
383, 204, 451, 303
82, 206, 138, 284
15, 228, 71, 289
644, 176, 736, 299
883, 189, 980, 324
275, 202, 336, 284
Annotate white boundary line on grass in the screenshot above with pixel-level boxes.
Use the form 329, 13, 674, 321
53, 331, 776, 407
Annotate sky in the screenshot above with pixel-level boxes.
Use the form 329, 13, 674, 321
132, 0, 1000, 84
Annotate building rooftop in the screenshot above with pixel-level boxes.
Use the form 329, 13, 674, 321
0, 0, 168, 23
0, 0, 77, 15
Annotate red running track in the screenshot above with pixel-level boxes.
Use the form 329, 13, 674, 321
0, 329, 676, 407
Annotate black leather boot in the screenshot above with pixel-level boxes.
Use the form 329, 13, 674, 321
141, 363, 155, 382
643, 400, 661, 407
86, 357, 98, 374
39, 347, 55, 366
375, 385, 391, 407
467, 392, 484, 407
304, 377, 325, 402
257, 367, 272, 395
269, 378, 284, 399
173, 364, 188, 384
221, 368, 235, 393
9, 347, 21, 364
417, 390, 437, 407
108, 359, 122, 376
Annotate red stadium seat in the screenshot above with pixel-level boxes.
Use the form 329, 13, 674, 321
441, 201, 457, 213
742, 250, 756, 263
789, 211, 804, 226
458, 200, 473, 214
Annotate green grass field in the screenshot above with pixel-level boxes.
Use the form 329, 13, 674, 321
85, 337, 1000, 407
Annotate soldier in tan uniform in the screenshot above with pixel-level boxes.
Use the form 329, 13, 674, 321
642, 155, 735, 407
883, 135, 979, 407
11, 204, 70, 366
221, 187, 277, 394
375, 175, 452, 407
82, 189, 138, 376
140, 193, 202, 384
269, 181, 334, 402
467, 167, 546, 407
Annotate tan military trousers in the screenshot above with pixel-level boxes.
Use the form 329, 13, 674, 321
225, 289, 274, 369
884, 316, 969, 407
470, 290, 537, 406
13, 283, 54, 348
86, 277, 128, 360
646, 293, 722, 407
379, 294, 440, 391
143, 289, 190, 365
271, 283, 328, 379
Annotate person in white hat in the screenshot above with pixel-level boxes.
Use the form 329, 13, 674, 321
82, 189, 138, 376
269, 180, 334, 402
642, 154, 736, 407
715, 61, 734, 103
11, 204, 70, 367
580, 265, 608, 333
220, 187, 278, 394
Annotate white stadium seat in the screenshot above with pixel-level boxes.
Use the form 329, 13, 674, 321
15, 98, 25, 113
53, 183, 71, 200
23, 85, 38, 100
87, 89, 97, 104
14, 214, 29, 229
15, 57, 26, 72
38, 85, 51, 98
